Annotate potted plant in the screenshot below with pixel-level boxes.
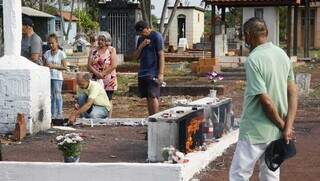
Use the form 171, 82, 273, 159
207, 71, 224, 98
56, 133, 83, 163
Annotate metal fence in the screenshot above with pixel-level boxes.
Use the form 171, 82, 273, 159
106, 12, 128, 54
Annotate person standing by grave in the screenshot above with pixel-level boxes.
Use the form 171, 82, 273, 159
21, 17, 43, 65
134, 20, 165, 116
229, 17, 298, 180
43, 33, 68, 120
87, 32, 117, 117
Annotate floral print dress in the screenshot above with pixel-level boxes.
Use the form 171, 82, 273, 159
89, 47, 117, 91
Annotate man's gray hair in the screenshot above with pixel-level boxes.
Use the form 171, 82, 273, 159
76, 72, 91, 81
243, 17, 268, 37
98, 31, 112, 46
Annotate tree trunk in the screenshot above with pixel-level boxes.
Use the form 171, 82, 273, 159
162, 0, 180, 41
58, 0, 67, 41
159, 0, 169, 33
66, 0, 75, 41
58, 0, 75, 43
139, 0, 150, 25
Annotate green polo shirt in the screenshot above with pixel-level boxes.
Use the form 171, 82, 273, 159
77, 80, 111, 111
239, 42, 295, 144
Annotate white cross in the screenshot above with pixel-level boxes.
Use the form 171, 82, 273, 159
3, 0, 22, 56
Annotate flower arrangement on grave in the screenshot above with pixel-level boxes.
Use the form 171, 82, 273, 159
161, 146, 189, 164
207, 71, 224, 87
56, 133, 83, 163
207, 71, 224, 98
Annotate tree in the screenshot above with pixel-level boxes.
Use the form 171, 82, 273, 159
75, 10, 99, 33
58, 0, 76, 42
161, 0, 180, 40
82, 0, 100, 22
159, 0, 169, 33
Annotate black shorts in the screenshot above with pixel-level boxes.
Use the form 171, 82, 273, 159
106, 91, 114, 100
138, 77, 160, 98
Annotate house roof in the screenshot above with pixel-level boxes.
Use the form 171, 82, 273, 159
56, 11, 78, 21
22, 7, 54, 18
204, 0, 303, 6
168, 6, 205, 12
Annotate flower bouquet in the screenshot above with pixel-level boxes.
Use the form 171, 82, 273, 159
56, 133, 83, 163
207, 71, 224, 98
161, 146, 189, 164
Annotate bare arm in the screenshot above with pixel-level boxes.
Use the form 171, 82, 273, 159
157, 50, 165, 82
102, 48, 118, 76
285, 80, 298, 129
74, 99, 94, 116
134, 39, 150, 60
68, 99, 94, 124
30, 53, 40, 63
282, 80, 298, 143
260, 93, 286, 130
49, 59, 68, 70
87, 55, 104, 79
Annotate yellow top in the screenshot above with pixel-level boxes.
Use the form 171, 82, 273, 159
77, 80, 111, 111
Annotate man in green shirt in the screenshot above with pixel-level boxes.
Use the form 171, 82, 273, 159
68, 73, 111, 124
229, 18, 298, 181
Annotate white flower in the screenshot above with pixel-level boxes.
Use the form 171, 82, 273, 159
56, 135, 64, 141
65, 137, 73, 144
58, 140, 66, 146
73, 136, 83, 142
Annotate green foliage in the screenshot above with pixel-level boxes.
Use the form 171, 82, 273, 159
75, 10, 99, 33
225, 7, 242, 28
204, 8, 242, 36
82, 0, 101, 22
58, 143, 82, 157
152, 14, 160, 31
43, 4, 59, 15
279, 7, 287, 43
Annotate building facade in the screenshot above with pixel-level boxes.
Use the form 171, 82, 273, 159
243, 7, 280, 46
296, 2, 320, 49
167, 5, 205, 49
99, 0, 142, 55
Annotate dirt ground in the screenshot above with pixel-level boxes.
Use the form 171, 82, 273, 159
194, 106, 320, 181
194, 62, 320, 181
2, 126, 148, 163
1, 62, 319, 181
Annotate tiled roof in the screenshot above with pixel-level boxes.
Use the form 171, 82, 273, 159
56, 11, 78, 21
204, 0, 303, 6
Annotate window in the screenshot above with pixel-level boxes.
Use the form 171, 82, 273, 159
198, 13, 200, 22
55, 19, 61, 31
254, 8, 264, 19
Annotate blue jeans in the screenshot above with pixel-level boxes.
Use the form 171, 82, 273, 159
76, 94, 109, 119
51, 80, 63, 119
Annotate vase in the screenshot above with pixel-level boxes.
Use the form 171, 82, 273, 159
209, 89, 217, 99
64, 156, 80, 163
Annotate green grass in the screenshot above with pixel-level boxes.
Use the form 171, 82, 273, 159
114, 74, 137, 96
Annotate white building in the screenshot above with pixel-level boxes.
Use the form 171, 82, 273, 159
243, 7, 280, 46
45, 0, 86, 11
55, 11, 79, 44
167, 5, 205, 49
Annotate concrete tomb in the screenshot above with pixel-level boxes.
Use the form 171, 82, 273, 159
0, 0, 51, 134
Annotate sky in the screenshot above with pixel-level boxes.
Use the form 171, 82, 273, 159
151, 0, 204, 18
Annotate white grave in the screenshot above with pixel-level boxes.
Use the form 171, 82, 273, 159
0, 0, 51, 134
296, 73, 311, 96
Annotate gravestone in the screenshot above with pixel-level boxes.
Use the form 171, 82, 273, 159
0, 0, 51, 134
296, 73, 311, 96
